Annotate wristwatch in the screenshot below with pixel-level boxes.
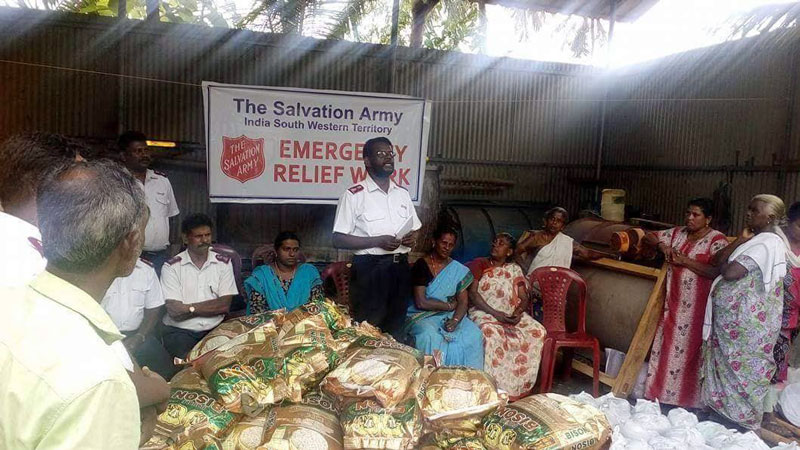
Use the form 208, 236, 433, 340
189, 306, 196, 315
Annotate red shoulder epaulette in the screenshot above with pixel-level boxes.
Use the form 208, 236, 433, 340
139, 257, 154, 267
348, 185, 364, 194
27, 237, 44, 257
166, 255, 182, 265
215, 253, 231, 264
153, 170, 167, 177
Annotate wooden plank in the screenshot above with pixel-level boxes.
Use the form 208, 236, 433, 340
572, 359, 616, 387
611, 262, 667, 397
757, 428, 798, 446
774, 416, 800, 438
582, 258, 661, 279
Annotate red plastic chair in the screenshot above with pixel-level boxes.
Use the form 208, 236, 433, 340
530, 266, 600, 397
321, 262, 353, 314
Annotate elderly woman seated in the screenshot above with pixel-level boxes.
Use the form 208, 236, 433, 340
404, 226, 483, 369
467, 233, 547, 399
243, 231, 324, 314
517, 206, 604, 320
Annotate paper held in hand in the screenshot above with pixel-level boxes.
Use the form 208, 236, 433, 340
395, 216, 414, 240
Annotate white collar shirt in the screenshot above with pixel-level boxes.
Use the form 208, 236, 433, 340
160, 249, 238, 331
333, 175, 422, 255
140, 169, 180, 252
0, 211, 46, 286
101, 259, 165, 332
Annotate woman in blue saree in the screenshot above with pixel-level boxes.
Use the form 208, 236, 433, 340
243, 231, 324, 314
404, 226, 484, 369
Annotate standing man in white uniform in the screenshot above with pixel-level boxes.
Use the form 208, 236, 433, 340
102, 257, 178, 379
333, 137, 421, 339
0, 133, 80, 286
160, 213, 238, 359
119, 131, 180, 276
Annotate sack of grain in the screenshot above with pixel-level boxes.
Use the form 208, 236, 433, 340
339, 367, 427, 450
199, 322, 289, 415
222, 413, 270, 450
419, 366, 506, 438
282, 344, 340, 402
260, 391, 343, 450
419, 435, 488, 450
185, 312, 285, 364
330, 321, 387, 353
480, 393, 610, 450
279, 300, 350, 340
320, 336, 423, 408
141, 368, 239, 450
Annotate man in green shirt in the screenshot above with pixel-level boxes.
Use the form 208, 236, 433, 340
0, 160, 147, 449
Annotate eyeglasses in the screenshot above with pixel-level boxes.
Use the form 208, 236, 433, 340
375, 150, 395, 158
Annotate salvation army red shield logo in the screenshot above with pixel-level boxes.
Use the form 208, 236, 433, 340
220, 135, 265, 183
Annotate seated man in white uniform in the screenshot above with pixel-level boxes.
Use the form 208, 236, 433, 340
161, 213, 238, 359
0, 133, 80, 286
102, 257, 178, 379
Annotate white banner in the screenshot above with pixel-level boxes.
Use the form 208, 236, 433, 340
202, 82, 431, 204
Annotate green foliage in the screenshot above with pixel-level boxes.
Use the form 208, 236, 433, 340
27, 0, 610, 57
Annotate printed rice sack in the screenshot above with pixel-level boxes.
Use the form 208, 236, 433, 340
330, 321, 386, 353
198, 322, 289, 415
419, 435, 488, 450
320, 336, 423, 408
141, 368, 239, 450
339, 367, 427, 450
281, 344, 340, 402
186, 312, 284, 363
479, 393, 610, 450
279, 300, 350, 341
222, 413, 270, 450
260, 391, 343, 450
419, 366, 506, 437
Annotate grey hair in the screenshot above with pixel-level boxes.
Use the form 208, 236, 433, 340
37, 160, 147, 273
752, 194, 787, 228
545, 206, 569, 221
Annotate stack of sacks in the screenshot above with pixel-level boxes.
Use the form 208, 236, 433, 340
480, 393, 610, 450
568, 393, 785, 450
143, 299, 368, 449
147, 299, 626, 450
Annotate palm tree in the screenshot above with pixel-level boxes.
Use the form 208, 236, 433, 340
723, 2, 800, 39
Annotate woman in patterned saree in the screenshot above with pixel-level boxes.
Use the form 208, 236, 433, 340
243, 231, 324, 314
467, 232, 547, 399
405, 226, 483, 369
702, 194, 788, 429
643, 197, 729, 409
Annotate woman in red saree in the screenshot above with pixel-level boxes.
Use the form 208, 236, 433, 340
644, 197, 728, 409
774, 201, 800, 382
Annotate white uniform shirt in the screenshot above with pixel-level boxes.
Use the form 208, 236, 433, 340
333, 175, 422, 255
0, 211, 46, 286
160, 249, 238, 331
101, 258, 165, 332
140, 169, 179, 252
